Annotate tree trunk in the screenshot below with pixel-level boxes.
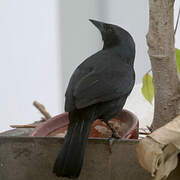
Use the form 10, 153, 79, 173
147, 0, 180, 130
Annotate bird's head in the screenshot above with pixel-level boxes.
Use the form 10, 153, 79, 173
89, 19, 135, 51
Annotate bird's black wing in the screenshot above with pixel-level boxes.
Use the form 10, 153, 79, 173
65, 51, 135, 111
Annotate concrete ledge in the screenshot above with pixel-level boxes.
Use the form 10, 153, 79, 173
0, 137, 179, 180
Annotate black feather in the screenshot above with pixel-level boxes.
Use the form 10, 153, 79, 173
53, 19, 135, 178
53, 107, 97, 178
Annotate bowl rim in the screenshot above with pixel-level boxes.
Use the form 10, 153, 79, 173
30, 109, 139, 139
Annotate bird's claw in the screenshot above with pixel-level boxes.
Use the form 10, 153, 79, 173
108, 134, 121, 153
105, 122, 122, 153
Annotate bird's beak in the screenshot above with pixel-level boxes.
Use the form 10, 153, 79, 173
89, 19, 104, 32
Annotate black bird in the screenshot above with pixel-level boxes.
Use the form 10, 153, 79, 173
53, 19, 135, 178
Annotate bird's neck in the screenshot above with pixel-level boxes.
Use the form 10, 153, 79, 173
103, 45, 135, 67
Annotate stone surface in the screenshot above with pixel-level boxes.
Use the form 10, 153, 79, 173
0, 137, 149, 180
0, 128, 34, 137
0, 129, 180, 180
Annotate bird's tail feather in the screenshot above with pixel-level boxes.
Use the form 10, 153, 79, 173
53, 108, 96, 178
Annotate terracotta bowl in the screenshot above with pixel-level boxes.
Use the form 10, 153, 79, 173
31, 109, 139, 139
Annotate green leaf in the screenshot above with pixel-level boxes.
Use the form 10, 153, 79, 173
141, 73, 154, 104
176, 48, 180, 74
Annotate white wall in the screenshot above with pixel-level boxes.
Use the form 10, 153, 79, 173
60, 0, 103, 93
0, 0, 62, 132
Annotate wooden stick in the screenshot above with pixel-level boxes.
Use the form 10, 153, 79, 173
10, 101, 51, 129
138, 132, 151, 135
10, 124, 37, 128
33, 101, 51, 120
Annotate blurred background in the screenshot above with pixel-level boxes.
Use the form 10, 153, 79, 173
0, 0, 180, 132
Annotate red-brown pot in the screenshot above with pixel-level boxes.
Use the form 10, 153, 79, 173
31, 109, 139, 139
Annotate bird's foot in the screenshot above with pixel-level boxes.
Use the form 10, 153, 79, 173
105, 122, 122, 153
106, 121, 121, 138
108, 135, 121, 153
108, 127, 121, 153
